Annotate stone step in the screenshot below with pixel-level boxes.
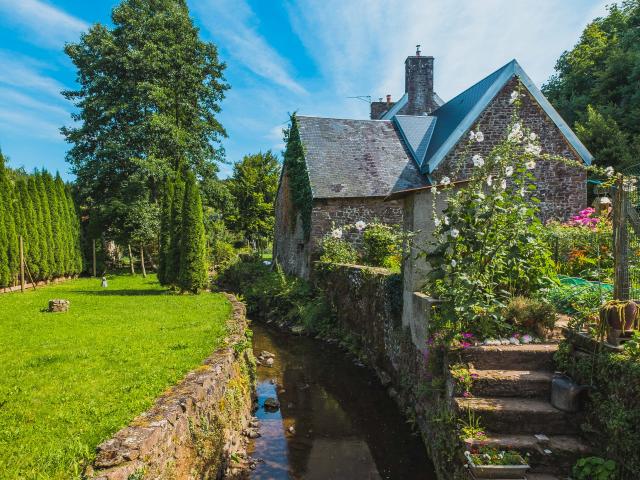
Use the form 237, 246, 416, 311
464, 433, 590, 475
455, 397, 580, 435
467, 369, 553, 398
458, 344, 558, 371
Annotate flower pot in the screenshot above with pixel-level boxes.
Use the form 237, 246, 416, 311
464, 452, 530, 479
604, 301, 638, 332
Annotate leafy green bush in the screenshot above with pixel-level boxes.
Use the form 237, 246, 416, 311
319, 236, 359, 265
362, 223, 401, 269
572, 457, 616, 480
210, 239, 237, 271
503, 296, 556, 335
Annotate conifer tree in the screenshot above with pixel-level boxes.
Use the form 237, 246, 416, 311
166, 175, 185, 286
178, 172, 208, 293
54, 175, 72, 274
43, 172, 64, 276
64, 186, 83, 274
158, 179, 174, 285
16, 179, 37, 279
27, 176, 45, 279
0, 156, 9, 287
36, 172, 55, 279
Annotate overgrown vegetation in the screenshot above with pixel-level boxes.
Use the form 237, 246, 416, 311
0, 274, 231, 479
0, 153, 83, 287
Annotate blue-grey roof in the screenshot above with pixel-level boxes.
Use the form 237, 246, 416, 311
394, 115, 437, 166
296, 116, 428, 198
380, 91, 444, 120
394, 60, 593, 175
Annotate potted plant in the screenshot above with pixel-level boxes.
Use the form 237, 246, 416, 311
464, 447, 530, 479
599, 300, 639, 344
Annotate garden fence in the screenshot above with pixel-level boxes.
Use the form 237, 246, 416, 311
612, 176, 640, 301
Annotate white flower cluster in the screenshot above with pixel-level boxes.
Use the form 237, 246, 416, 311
469, 130, 484, 142
331, 228, 343, 239
604, 166, 615, 178
355, 220, 367, 231
507, 122, 523, 142
440, 176, 451, 186
472, 154, 484, 167
509, 90, 520, 104
524, 143, 541, 156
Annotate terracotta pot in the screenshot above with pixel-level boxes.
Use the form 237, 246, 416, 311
605, 302, 638, 332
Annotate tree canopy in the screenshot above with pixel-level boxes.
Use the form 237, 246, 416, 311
543, 0, 640, 170
62, 0, 228, 242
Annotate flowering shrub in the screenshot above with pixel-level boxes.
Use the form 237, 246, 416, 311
424, 94, 557, 340
362, 223, 402, 269
319, 235, 358, 265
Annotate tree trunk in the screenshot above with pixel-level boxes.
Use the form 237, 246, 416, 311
140, 245, 147, 278
128, 244, 136, 275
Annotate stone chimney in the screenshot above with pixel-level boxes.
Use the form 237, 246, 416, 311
404, 45, 437, 115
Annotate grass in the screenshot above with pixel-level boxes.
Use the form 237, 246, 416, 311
0, 274, 231, 479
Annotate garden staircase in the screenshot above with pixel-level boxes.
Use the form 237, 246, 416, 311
454, 344, 591, 478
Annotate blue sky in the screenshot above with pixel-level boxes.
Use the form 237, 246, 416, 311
0, 0, 610, 179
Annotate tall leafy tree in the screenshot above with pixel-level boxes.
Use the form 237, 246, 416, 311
228, 151, 280, 245
62, 0, 228, 242
178, 172, 208, 292
543, 1, 640, 169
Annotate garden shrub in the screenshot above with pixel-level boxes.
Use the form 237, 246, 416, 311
210, 239, 237, 271
503, 296, 556, 336
319, 235, 359, 265
362, 223, 401, 270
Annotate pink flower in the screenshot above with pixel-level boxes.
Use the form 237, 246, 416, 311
461, 332, 474, 339
461, 341, 472, 349
470, 373, 479, 379
463, 391, 471, 398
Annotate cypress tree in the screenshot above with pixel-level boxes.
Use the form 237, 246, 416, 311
27, 176, 45, 279
55, 174, 71, 275
0, 157, 9, 287
36, 172, 55, 279
44, 172, 65, 276
65, 186, 83, 274
16, 179, 36, 279
3, 177, 19, 285
158, 179, 174, 285
166, 175, 185, 286
178, 172, 208, 293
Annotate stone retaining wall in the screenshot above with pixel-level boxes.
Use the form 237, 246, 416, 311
0, 275, 76, 294
85, 293, 255, 480
315, 264, 458, 480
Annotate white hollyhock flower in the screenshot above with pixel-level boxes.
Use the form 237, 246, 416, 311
509, 91, 520, 104
526, 160, 536, 170
451, 259, 457, 267
469, 131, 476, 141
505, 166, 514, 177
475, 131, 484, 142
441, 176, 451, 186
444, 216, 450, 226
525, 143, 541, 156
605, 166, 615, 177
472, 154, 484, 167
507, 122, 523, 142
355, 220, 366, 231
486, 175, 493, 187
450, 228, 460, 238
434, 217, 441, 227
331, 228, 343, 239
529, 132, 537, 141
500, 179, 507, 190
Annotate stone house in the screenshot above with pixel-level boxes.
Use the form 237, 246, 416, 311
274, 48, 592, 279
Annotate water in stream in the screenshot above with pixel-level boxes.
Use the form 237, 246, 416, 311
248, 322, 437, 480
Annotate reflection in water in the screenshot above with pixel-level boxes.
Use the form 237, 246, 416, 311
248, 322, 436, 480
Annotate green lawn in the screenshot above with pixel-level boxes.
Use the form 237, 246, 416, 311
0, 274, 231, 479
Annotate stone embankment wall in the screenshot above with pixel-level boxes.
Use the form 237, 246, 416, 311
0, 275, 76, 294
315, 264, 457, 479
86, 293, 255, 480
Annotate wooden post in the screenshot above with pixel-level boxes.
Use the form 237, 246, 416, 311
128, 244, 136, 275
19, 236, 25, 293
140, 245, 147, 278
92, 239, 97, 278
613, 178, 630, 300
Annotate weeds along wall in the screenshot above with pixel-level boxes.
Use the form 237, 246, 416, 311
0, 160, 83, 288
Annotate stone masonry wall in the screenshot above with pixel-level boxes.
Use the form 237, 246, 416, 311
86, 294, 255, 480
432, 77, 587, 222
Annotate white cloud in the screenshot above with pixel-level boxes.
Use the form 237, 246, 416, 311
0, 51, 67, 98
0, 0, 88, 48
191, 0, 307, 95
0, 108, 63, 141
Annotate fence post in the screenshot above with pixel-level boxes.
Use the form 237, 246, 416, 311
613, 177, 630, 300
92, 239, 97, 278
19, 235, 25, 293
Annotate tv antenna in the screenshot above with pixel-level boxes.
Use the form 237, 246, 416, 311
347, 95, 371, 104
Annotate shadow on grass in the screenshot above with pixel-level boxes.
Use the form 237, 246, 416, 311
69, 289, 171, 296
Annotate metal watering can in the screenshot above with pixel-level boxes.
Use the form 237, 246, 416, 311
551, 373, 589, 412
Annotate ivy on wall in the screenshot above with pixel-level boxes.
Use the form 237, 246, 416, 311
283, 113, 313, 240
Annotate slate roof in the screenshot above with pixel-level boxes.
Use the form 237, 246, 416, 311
296, 116, 428, 198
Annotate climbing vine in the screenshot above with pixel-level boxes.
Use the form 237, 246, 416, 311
283, 113, 313, 240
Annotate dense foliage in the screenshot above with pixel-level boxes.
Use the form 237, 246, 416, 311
62, 0, 227, 245
424, 99, 557, 340
543, 1, 640, 170
227, 151, 280, 247
283, 114, 313, 239
0, 153, 82, 288
158, 170, 209, 293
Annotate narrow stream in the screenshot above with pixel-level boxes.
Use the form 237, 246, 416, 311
248, 322, 436, 480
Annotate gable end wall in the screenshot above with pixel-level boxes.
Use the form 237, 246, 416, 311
431, 77, 587, 222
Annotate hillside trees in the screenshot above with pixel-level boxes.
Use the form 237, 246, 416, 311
62, 0, 228, 255
543, 1, 640, 169
0, 152, 83, 288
